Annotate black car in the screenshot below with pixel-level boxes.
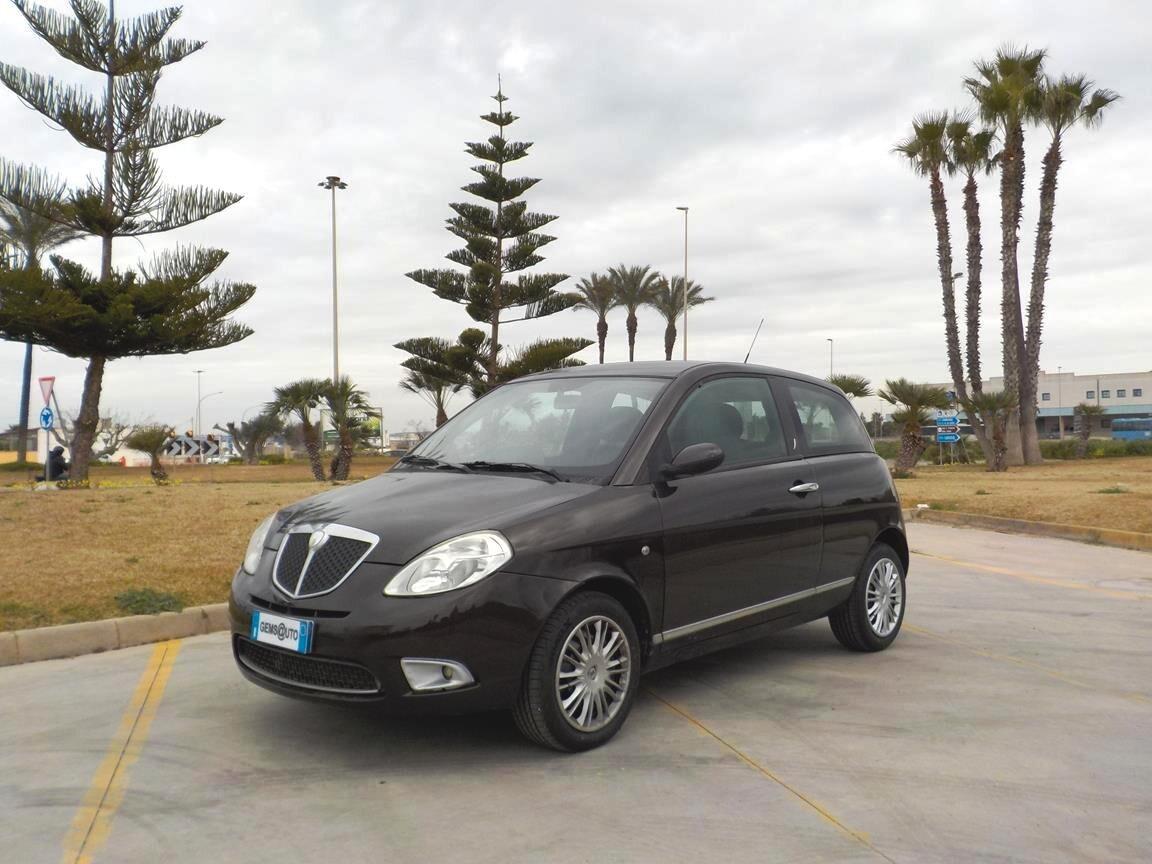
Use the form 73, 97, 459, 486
231, 362, 908, 751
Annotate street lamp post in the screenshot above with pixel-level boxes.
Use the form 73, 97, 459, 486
675, 206, 689, 360
197, 391, 223, 438
826, 338, 834, 376
194, 370, 204, 438
319, 176, 348, 383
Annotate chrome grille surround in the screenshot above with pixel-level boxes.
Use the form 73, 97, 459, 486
271, 523, 379, 600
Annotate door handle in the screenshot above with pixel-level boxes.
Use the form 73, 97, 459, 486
788, 482, 819, 495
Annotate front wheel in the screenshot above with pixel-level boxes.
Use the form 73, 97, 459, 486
513, 591, 640, 752
829, 543, 906, 652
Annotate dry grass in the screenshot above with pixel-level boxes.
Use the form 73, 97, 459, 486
0, 455, 397, 487
895, 457, 1152, 534
0, 457, 394, 631
2, 456, 1148, 632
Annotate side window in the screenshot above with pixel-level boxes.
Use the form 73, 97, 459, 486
786, 381, 872, 454
666, 377, 787, 468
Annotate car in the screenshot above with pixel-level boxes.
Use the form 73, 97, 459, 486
230, 361, 908, 751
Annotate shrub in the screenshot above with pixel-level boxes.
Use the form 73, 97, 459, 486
1041, 438, 1152, 459
260, 454, 287, 465
0, 460, 41, 473
114, 588, 185, 616
873, 441, 898, 460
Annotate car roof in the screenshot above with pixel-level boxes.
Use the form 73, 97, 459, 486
520, 360, 836, 390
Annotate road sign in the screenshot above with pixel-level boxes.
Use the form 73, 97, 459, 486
935, 416, 959, 425
165, 434, 219, 458
39, 407, 54, 430
937, 425, 960, 434
38, 376, 55, 406
936, 432, 961, 443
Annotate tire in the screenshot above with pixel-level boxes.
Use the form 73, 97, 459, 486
829, 543, 906, 652
513, 591, 640, 752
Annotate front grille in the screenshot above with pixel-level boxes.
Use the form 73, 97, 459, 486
275, 534, 309, 593
236, 637, 380, 694
299, 537, 370, 594
272, 524, 377, 599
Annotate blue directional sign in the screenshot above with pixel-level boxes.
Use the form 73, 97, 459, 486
39, 407, 54, 430
935, 415, 959, 426
936, 432, 961, 444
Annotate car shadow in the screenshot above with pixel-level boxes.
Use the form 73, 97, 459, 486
238, 621, 844, 765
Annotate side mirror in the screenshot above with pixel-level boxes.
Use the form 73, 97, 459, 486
660, 442, 725, 480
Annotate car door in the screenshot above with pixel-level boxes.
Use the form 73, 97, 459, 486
654, 375, 822, 641
777, 377, 895, 591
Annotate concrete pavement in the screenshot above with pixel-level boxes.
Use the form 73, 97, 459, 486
2, 523, 1149, 863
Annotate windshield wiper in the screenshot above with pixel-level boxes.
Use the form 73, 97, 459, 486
463, 461, 565, 482
398, 454, 474, 473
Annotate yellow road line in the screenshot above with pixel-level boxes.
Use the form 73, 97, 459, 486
911, 549, 1152, 601
647, 688, 897, 864
905, 624, 1149, 705
61, 640, 181, 864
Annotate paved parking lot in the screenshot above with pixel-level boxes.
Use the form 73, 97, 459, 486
3, 523, 1149, 864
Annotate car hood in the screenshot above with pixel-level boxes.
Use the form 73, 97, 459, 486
274, 468, 598, 565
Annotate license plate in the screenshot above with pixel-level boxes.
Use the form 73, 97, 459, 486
250, 611, 314, 654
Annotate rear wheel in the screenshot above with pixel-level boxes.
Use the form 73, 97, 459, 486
829, 543, 905, 652
514, 591, 639, 752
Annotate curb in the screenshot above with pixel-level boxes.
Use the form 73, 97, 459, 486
904, 508, 1152, 553
0, 603, 230, 667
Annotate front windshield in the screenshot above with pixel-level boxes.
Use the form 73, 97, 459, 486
403, 376, 669, 484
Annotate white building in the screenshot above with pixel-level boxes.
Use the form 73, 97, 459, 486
962, 370, 1152, 437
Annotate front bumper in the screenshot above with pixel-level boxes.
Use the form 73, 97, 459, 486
230, 562, 577, 713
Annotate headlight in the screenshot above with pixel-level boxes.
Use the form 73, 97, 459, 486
385, 531, 512, 596
242, 514, 277, 575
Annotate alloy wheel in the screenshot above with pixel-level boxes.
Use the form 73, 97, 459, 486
554, 615, 632, 732
865, 557, 903, 637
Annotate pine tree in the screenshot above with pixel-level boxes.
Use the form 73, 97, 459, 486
0, 1, 253, 481
406, 83, 578, 381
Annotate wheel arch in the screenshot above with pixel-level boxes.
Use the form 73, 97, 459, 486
874, 526, 909, 574
566, 575, 653, 659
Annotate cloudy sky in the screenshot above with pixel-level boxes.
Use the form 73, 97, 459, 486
1, 0, 1149, 433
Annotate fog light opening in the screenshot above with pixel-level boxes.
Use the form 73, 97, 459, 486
401, 658, 475, 692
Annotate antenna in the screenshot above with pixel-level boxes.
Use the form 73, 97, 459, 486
743, 318, 765, 363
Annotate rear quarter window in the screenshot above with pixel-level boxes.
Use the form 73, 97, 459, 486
784, 380, 873, 454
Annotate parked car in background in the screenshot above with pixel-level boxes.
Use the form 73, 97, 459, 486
230, 362, 908, 750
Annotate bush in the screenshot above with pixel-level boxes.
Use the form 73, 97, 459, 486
0, 460, 40, 472
1040, 438, 1152, 459
260, 454, 287, 465
114, 588, 185, 616
873, 441, 898, 460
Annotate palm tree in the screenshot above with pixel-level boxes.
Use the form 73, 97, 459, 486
268, 379, 327, 480
1074, 402, 1105, 459
0, 199, 81, 463
322, 376, 370, 480
828, 374, 873, 400
894, 114, 976, 429
400, 368, 461, 428
945, 120, 997, 394
571, 272, 619, 363
966, 45, 1047, 465
608, 264, 661, 361
1023, 76, 1118, 451
218, 412, 283, 466
647, 276, 714, 360
124, 424, 174, 485
878, 379, 950, 472
967, 390, 1016, 472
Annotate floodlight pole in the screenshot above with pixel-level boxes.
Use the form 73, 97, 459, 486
319, 176, 348, 383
